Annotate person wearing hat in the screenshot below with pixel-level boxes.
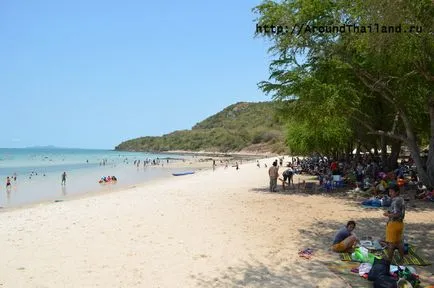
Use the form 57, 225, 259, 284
383, 184, 406, 262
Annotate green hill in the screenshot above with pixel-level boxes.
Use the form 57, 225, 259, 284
114, 101, 287, 153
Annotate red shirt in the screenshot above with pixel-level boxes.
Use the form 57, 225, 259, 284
331, 162, 337, 171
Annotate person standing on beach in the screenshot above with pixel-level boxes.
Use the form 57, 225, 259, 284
383, 184, 405, 262
268, 161, 279, 192
61, 172, 67, 185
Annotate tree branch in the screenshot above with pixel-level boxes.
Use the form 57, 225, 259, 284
354, 68, 419, 145
367, 130, 407, 143
349, 115, 375, 132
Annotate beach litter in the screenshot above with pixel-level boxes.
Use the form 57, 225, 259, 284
298, 248, 314, 259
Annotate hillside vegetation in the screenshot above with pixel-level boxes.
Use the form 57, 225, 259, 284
115, 102, 287, 153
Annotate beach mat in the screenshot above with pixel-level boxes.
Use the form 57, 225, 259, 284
324, 261, 368, 288
340, 246, 431, 266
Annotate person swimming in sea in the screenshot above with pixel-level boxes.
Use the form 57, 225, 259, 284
6, 176, 11, 190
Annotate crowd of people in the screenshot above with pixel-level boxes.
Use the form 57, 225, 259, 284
263, 154, 429, 273
268, 154, 434, 201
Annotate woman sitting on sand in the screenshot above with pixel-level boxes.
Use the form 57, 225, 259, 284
331, 220, 359, 253
371, 177, 388, 196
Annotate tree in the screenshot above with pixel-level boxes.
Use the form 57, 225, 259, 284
254, 0, 434, 186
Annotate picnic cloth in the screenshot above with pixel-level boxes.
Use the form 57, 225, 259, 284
340, 246, 431, 266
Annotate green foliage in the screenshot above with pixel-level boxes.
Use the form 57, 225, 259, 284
286, 116, 352, 155
115, 102, 286, 153
254, 0, 434, 185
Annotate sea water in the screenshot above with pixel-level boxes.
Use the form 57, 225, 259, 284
0, 148, 188, 208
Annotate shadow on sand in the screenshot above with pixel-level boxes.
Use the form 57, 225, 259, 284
193, 258, 351, 288
193, 185, 433, 287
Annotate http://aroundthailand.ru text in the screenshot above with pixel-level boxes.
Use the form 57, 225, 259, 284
255, 23, 423, 35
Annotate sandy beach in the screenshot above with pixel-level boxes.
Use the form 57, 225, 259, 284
0, 157, 432, 288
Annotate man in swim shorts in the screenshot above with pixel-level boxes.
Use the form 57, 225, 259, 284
332, 220, 358, 252
383, 184, 405, 262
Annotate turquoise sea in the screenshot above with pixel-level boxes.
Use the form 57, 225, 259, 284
0, 148, 188, 208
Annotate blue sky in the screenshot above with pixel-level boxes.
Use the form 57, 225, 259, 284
0, 0, 272, 149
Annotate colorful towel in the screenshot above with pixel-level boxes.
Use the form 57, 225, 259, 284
340, 246, 431, 266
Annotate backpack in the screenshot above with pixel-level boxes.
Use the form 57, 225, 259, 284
373, 275, 397, 288
368, 258, 398, 288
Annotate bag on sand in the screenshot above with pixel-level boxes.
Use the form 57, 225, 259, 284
368, 258, 397, 288
352, 247, 377, 264
373, 274, 397, 288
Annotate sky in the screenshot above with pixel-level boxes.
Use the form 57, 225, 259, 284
0, 0, 273, 149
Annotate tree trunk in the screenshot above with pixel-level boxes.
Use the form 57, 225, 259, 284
425, 95, 434, 187
387, 140, 401, 170
400, 110, 432, 187
380, 135, 387, 170
346, 140, 353, 162
355, 141, 361, 163
355, 69, 432, 185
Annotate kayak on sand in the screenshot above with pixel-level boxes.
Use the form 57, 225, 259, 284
172, 171, 195, 176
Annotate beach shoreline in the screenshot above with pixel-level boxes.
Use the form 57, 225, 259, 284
0, 153, 262, 213
0, 156, 432, 288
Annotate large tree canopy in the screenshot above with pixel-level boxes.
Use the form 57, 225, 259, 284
254, 0, 434, 186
